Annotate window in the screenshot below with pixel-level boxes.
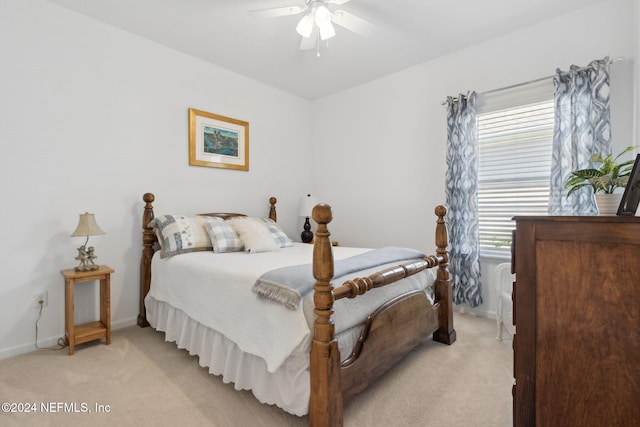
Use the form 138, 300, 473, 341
476, 81, 554, 258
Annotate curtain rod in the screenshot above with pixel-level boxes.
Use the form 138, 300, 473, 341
441, 56, 625, 105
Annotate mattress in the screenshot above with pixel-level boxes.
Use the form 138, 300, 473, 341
145, 242, 436, 415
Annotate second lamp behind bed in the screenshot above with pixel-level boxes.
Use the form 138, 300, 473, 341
298, 194, 319, 243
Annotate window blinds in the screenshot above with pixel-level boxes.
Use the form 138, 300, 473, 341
477, 99, 554, 257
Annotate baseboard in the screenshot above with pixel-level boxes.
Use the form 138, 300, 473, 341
0, 317, 138, 361
453, 304, 495, 319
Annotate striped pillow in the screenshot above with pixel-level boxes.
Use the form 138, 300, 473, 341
257, 218, 293, 247
205, 217, 244, 253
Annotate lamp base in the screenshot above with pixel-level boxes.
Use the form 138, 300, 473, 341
75, 245, 99, 271
301, 217, 314, 243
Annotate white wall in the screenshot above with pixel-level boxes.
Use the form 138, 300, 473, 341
0, 0, 312, 358
310, 0, 637, 317
1, 0, 637, 358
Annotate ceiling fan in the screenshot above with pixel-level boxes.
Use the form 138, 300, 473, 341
250, 0, 375, 51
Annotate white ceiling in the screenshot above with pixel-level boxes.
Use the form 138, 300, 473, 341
47, 0, 603, 100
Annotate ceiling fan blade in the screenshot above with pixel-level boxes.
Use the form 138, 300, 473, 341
299, 27, 318, 50
331, 10, 375, 37
249, 5, 304, 19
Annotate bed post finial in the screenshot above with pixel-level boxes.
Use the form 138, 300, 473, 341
309, 203, 343, 427
138, 192, 156, 328
268, 196, 277, 222
433, 205, 456, 344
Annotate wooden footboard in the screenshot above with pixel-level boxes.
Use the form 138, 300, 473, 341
309, 204, 455, 427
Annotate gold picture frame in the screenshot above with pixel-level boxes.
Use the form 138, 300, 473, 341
188, 108, 249, 171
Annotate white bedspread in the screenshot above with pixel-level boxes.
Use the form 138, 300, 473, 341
146, 243, 434, 373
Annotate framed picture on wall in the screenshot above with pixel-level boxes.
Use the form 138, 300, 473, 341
617, 154, 640, 216
188, 108, 249, 171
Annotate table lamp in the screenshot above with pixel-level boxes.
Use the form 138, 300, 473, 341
298, 194, 319, 243
71, 212, 105, 271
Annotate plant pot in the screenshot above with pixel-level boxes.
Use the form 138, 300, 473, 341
594, 193, 623, 216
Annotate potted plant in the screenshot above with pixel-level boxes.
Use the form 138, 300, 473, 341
565, 145, 639, 214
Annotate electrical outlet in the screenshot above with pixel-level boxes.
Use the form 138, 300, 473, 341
34, 291, 48, 309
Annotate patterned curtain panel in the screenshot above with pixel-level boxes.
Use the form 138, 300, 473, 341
548, 57, 612, 215
445, 92, 482, 307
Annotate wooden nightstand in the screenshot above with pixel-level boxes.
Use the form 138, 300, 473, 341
60, 265, 113, 355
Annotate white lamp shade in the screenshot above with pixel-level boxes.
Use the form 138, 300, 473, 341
296, 14, 314, 38
298, 195, 320, 217
315, 5, 335, 40
314, 5, 331, 26
319, 20, 335, 40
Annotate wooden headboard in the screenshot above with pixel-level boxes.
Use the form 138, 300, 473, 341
200, 197, 277, 221
137, 193, 278, 327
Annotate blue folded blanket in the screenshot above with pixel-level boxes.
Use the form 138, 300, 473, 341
252, 246, 426, 310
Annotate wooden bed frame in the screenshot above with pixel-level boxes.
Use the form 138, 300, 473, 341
138, 192, 456, 427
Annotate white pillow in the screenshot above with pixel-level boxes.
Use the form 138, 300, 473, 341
227, 217, 280, 253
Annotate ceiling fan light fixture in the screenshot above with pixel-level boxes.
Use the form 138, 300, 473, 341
251, 0, 375, 53
296, 13, 314, 38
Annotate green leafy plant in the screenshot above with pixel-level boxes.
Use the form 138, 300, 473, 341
565, 146, 639, 196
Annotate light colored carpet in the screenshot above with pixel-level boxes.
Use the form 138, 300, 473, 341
0, 312, 512, 426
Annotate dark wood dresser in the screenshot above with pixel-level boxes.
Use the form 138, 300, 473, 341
512, 216, 640, 427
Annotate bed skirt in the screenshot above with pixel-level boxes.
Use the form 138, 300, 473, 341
145, 280, 433, 416
146, 295, 360, 416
